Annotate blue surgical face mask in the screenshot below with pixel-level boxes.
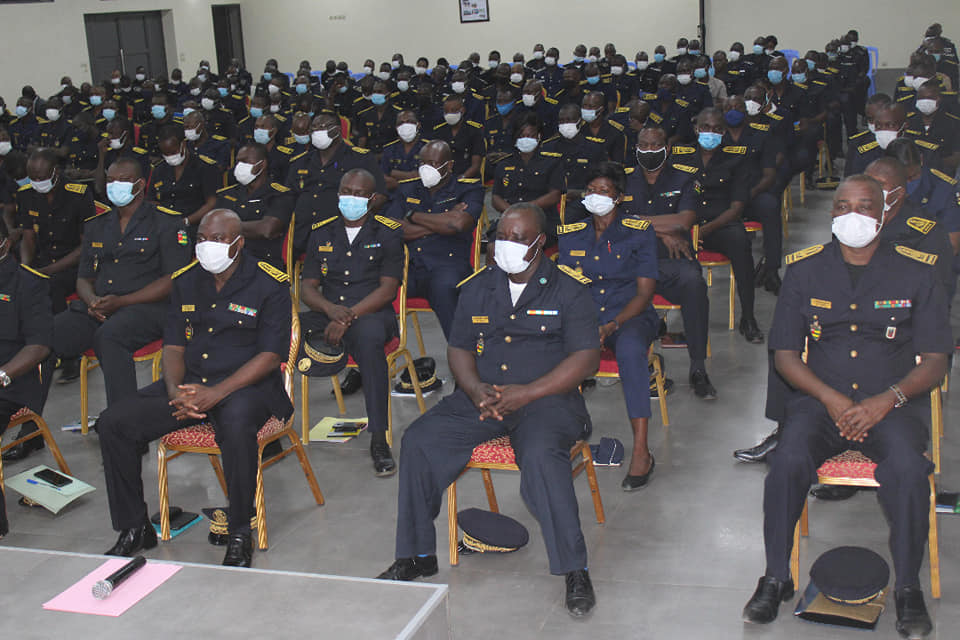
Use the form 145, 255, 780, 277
15, 106, 28, 118
689, 49, 701, 56
249, 106, 263, 118
370, 93, 386, 105
806, 59, 816, 70
724, 109, 746, 127
586, 75, 600, 85
90, 95, 103, 106
793, 73, 807, 84
767, 70, 783, 84
933, 53, 942, 62
698, 131, 723, 150
338, 194, 369, 220
496, 101, 514, 116
338, 85, 348, 94
106, 179, 141, 207
654, 53, 665, 63
218, 87, 229, 97
694, 68, 707, 79
296, 83, 308, 94
253, 128, 272, 144
151, 105, 166, 119
294, 133, 310, 145
753, 44, 764, 55
102, 108, 117, 121
263, 72, 272, 81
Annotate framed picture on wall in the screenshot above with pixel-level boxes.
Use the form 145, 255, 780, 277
459, 0, 489, 23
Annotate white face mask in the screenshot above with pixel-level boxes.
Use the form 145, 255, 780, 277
267, 84, 280, 95
234, 161, 262, 185
184, 127, 201, 141
31, 171, 56, 194
378, 71, 391, 81
108, 136, 124, 150
397, 80, 410, 92
916, 99, 938, 115
587, 55, 598, 63
636, 61, 649, 71
45, 109, 60, 121
881, 186, 902, 214
510, 73, 524, 84
190, 87, 202, 96
136, 73, 146, 82
418, 162, 447, 188
488, 60, 499, 68
677, 73, 693, 86
396, 122, 418, 143
269, 104, 280, 113
201, 97, 215, 110
311, 129, 335, 149
875, 129, 899, 149
0, 141, 11, 155
163, 145, 186, 167
521, 94, 537, 107
582, 193, 617, 216
363, 66, 374, 75
62, 95, 72, 104
391, 60, 400, 70
415, 66, 428, 75
745, 100, 762, 116
494, 234, 541, 275
451, 81, 466, 94
903, 74, 915, 87
558, 122, 579, 139
196, 237, 240, 274
111, 77, 121, 85
611, 66, 624, 76
515, 136, 538, 153
545, 56, 557, 66
832, 212, 881, 248
912, 76, 930, 90
728, 50, 741, 62
444, 112, 462, 126
534, 51, 544, 60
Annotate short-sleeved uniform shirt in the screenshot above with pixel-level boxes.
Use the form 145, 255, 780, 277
214, 181, 294, 269
432, 119, 485, 176
620, 165, 698, 258
908, 168, 960, 233
0, 260, 53, 412
148, 152, 222, 215
579, 118, 628, 164
669, 145, 750, 223
354, 102, 403, 153
492, 150, 564, 219
541, 132, 609, 192
15, 181, 93, 268
103, 146, 152, 183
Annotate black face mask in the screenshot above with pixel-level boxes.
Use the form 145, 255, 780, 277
636, 147, 667, 172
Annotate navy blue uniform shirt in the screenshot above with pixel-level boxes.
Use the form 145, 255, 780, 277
0, 260, 53, 412
214, 181, 294, 269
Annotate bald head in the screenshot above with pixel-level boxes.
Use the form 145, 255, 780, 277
420, 139, 452, 165
199, 209, 243, 241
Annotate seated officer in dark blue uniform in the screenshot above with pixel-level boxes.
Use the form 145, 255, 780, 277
535, 47, 564, 95
742, 176, 949, 639
388, 140, 483, 339
138, 93, 181, 159
97, 209, 292, 568
904, 81, 960, 173
542, 103, 609, 200
378, 203, 601, 619
483, 88, 522, 171
96, 120, 151, 198
36, 97, 72, 155
251, 114, 299, 184
431, 95, 484, 180
380, 109, 427, 194
354, 80, 403, 154
644, 75, 694, 145
286, 113, 385, 255
184, 111, 232, 173
558, 163, 660, 490
8, 97, 39, 151
516, 79, 560, 137
214, 144, 293, 270
675, 59, 713, 116
300, 169, 403, 476
46, 157, 191, 410
148, 125, 220, 228
845, 102, 907, 177
579, 91, 627, 164
620, 125, 715, 399
0, 224, 54, 489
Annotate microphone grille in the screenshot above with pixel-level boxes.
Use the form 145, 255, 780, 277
92, 580, 113, 600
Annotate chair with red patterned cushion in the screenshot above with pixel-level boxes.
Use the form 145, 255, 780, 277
79, 340, 164, 434
743, 221, 762, 234
157, 304, 324, 551
2, 407, 72, 492
596, 345, 669, 425
445, 435, 605, 565
299, 247, 426, 446
697, 247, 736, 331
790, 385, 943, 598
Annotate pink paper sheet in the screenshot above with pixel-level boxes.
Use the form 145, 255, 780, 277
43, 559, 182, 617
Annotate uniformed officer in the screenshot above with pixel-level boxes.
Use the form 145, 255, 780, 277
251, 114, 298, 183
46, 157, 191, 407
15, 149, 91, 315
148, 125, 220, 227
620, 125, 716, 398
388, 140, 483, 338
482, 88, 522, 171
516, 79, 560, 137
741, 176, 948, 640
684, 108, 764, 342
138, 93, 182, 158
96, 120, 151, 198
431, 95, 484, 179
97, 209, 292, 567
35, 97, 72, 155
645, 75, 694, 144
354, 81, 402, 154
535, 48, 564, 95
542, 103, 608, 198
300, 169, 403, 475
380, 110, 427, 193
377, 203, 600, 618
675, 59, 713, 116
887, 138, 960, 253
184, 110, 232, 173
8, 97, 39, 151
904, 81, 959, 172
558, 163, 660, 490
579, 91, 627, 163
491, 114, 563, 242
844, 102, 910, 177
0, 225, 54, 480
214, 144, 293, 270
286, 113, 386, 254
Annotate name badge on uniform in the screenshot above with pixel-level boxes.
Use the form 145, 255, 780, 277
526, 309, 559, 316
810, 316, 822, 341
0, 294, 10, 302
472, 316, 489, 323
569, 250, 586, 256
363, 243, 381, 249
874, 299, 911, 309
810, 298, 832, 309
28, 210, 39, 217
181, 304, 195, 312
318, 244, 334, 252
91, 242, 104, 248
228, 303, 258, 317
177, 230, 188, 245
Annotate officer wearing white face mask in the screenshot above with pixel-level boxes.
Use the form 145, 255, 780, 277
96, 208, 293, 568
515, 79, 559, 137
844, 102, 908, 177
903, 81, 960, 172
183, 110, 231, 172
535, 47, 565, 95
542, 103, 607, 197
578, 91, 627, 164
380, 110, 428, 194
8, 97, 39, 151
430, 95, 483, 180
96, 119, 150, 197
742, 175, 949, 639
36, 96, 71, 152
149, 126, 220, 231
200, 88, 240, 143
214, 144, 293, 270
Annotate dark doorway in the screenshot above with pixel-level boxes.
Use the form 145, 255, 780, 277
84, 11, 167, 85
212, 4, 245, 75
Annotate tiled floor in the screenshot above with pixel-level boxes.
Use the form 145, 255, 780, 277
2, 181, 958, 639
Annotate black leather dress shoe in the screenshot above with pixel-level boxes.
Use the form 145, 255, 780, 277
734, 426, 781, 463
105, 520, 158, 556
621, 455, 655, 491
565, 569, 596, 618
810, 485, 859, 500
742, 576, 795, 624
2, 432, 44, 462
336, 369, 362, 395
895, 586, 933, 638
690, 370, 717, 400
377, 555, 438, 581
763, 270, 782, 295
739, 317, 765, 344
57, 357, 81, 384
222, 531, 253, 567
371, 437, 397, 477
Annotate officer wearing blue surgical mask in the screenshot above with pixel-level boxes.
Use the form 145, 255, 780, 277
355, 80, 402, 153
8, 97, 38, 151
482, 87, 522, 169
579, 91, 627, 164
300, 168, 404, 475
138, 93, 179, 158
251, 114, 296, 182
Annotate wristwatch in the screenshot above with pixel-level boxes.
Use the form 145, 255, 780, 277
889, 384, 907, 408
0, 370, 10, 387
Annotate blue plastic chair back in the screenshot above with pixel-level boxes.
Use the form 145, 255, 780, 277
781, 49, 800, 70
866, 46, 880, 96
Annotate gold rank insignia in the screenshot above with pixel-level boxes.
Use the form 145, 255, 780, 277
258, 261, 289, 282
621, 218, 650, 231
906, 217, 935, 234
557, 222, 587, 234
810, 298, 832, 309
671, 163, 698, 174
557, 264, 592, 284
895, 245, 937, 265
785, 244, 824, 265
375, 215, 401, 229
857, 141, 879, 154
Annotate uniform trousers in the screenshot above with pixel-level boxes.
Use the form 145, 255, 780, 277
744, 193, 783, 269
50, 302, 165, 405
396, 390, 589, 575
98, 380, 272, 533
604, 314, 660, 419
655, 258, 709, 363
301, 308, 397, 434
47, 267, 78, 314
701, 221, 756, 319
0, 398, 25, 536
763, 394, 933, 589
406, 258, 470, 340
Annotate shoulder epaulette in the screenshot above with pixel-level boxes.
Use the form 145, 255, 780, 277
857, 141, 879, 154
374, 215, 401, 230
383, 139, 400, 148
289, 150, 308, 162
749, 122, 770, 132
615, 106, 630, 113
896, 95, 914, 103
466, 120, 483, 129
557, 263, 592, 284
311, 215, 338, 230
212, 134, 228, 141
276, 145, 293, 154
608, 119, 624, 131
906, 216, 936, 234
674, 98, 690, 108
457, 177, 480, 183
268, 182, 289, 194
350, 146, 370, 154
432, 122, 446, 130
812, 80, 827, 86
648, 112, 663, 123
672, 145, 696, 154
544, 96, 558, 105
671, 163, 698, 174
172, 260, 198, 279
64, 183, 87, 195
156, 205, 183, 217
914, 139, 939, 151
397, 176, 420, 184
766, 112, 783, 120
132, 146, 147, 155
258, 261, 289, 282
84, 206, 110, 222
849, 130, 870, 140
785, 244, 824, 265
931, 169, 958, 185
198, 154, 217, 165
217, 183, 239, 194
905, 128, 922, 136
723, 146, 747, 154
624, 167, 635, 175
895, 245, 937, 265
456, 267, 486, 288
557, 222, 587, 234
17, 183, 32, 192
19, 264, 49, 279
945, 111, 960, 122
540, 151, 561, 157
621, 218, 650, 231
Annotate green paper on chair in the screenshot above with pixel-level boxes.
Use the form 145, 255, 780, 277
6, 465, 96, 514
309, 417, 368, 443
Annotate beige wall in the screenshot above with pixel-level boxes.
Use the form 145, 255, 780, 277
0, 0, 220, 100
237, 0, 700, 75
